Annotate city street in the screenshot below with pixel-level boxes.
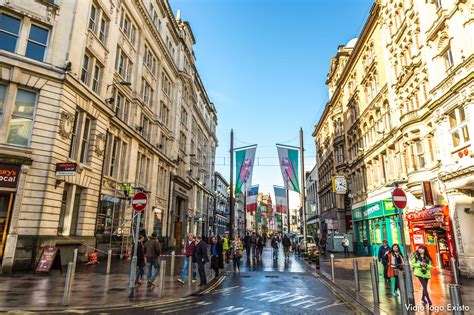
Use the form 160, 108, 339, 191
50, 244, 365, 314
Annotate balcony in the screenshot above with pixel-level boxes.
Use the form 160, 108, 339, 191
400, 109, 420, 126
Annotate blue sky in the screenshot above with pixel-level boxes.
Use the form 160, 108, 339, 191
170, 0, 373, 208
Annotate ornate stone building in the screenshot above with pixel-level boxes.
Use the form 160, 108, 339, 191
314, 0, 473, 276
0, 0, 217, 272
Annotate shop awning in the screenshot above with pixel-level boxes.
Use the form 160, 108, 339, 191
102, 195, 120, 204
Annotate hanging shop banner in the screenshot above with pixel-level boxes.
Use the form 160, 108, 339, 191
276, 145, 300, 193
235, 145, 257, 194
274, 185, 287, 214
422, 181, 434, 207
246, 185, 259, 212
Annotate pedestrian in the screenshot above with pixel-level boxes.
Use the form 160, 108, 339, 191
319, 237, 327, 255
342, 234, 350, 258
271, 234, 279, 260
244, 233, 251, 259
314, 235, 320, 248
377, 240, 391, 282
194, 235, 208, 286
177, 232, 196, 284
411, 245, 433, 306
251, 232, 257, 259
362, 237, 369, 255
231, 235, 243, 272
135, 235, 145, 285
223, 233, 230, 264
210, 235, 223, 278
256, 234, 264, 259
282, 234, 291, 260
386, 243, 404, 297
144, 232, 161, 287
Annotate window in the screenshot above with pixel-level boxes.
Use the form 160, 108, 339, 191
181, 108, 188, 125
70, 188, 83, 236
92, 64, 101, 93
89, 4, 109, 44
81, 54, 90, 84
119, 142, 128, 181
116, 48, 132, 81
25, 25, 49, 61
99, 17, 108, 43
7, 89, 37, 146
162, 73, 171, 96
113, 91, 129, 123
144, 45, 157, 74
69, 112, 92, 163
109, 137, 119, 177
179, 132, 186, 152
141, 115, 150, 140
0, 13, 21, 53
58, 184, 69, 234
120, 10, 136, 45
415, 140, 425, 169
0, 84, 6, 124
160, 101, 169, 126
69, 111, 79, 158
449, 107, 470, 148
89, 5, 97, 32
443, 48, 454, 71
79, 116, 91, 163
141, 79, 153, 106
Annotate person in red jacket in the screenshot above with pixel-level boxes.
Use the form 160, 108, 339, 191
177, 233, 196, 284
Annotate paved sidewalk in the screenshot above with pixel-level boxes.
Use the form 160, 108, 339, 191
0, 253, 222, 312
308, 252, 474, 314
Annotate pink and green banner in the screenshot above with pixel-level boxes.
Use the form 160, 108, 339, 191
276, 145, 300, 193
235, 145, 257, 194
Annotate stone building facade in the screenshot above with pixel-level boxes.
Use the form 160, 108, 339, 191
0, 0, 217, 272
313, 0, 473, 276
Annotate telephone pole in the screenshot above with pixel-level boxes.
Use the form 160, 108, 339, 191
229, 129, 235, 240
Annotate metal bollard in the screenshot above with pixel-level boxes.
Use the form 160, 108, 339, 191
158, 260, 167, 298
370, 261, 379, 303
451, 257, 460, 285
170, 251, 175, 277
449, 284, 464, 315
188, 257, 192, 287
373, 257, 379, 283
330, 254, 335, 282
397, 270, 409, 314
106, 249, 112, 274
128, 256, 137, 298
62, 262, 75, 306
73, 248, 78, 265
353, 259, 360, 292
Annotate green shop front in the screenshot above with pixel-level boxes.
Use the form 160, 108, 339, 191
352, 200, 402, 256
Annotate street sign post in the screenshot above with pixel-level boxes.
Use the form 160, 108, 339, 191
129, 192, 147, 297
391, 187, 414, 306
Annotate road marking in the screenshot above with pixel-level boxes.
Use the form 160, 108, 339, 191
212, 285, 240, 295
159, 301, 213, 314
143, 297, 196, 309
278, 294, 313, 304
316, 301, 346, 310
202, 306, 245, 314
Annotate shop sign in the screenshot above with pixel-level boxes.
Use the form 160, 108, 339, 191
406, 206, 444, 221
55, 163, 77, 176
0, 163, 21, 188
413, 234, 424, 245
422, 181, 434, 206
352, 200, 385, 221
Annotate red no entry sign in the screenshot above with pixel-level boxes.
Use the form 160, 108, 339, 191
131, 192, 148, 212
392, 188, 407, 209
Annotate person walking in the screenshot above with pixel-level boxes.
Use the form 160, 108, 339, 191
244, 233, 251, 259
194, 235, 208, 286
210, 236, 223, 278
411, 245, 433, 306
319, 237, 327, 255
231, 235, 243, 272
251, 232, 257, 259
362, 237, 369, 256
144, 232, 161, 287
342, 234, 350, 258
377, 240, 391, 283
271, 234, 279, 260
386, 243, 404, 297
177, 233, 196, 284
282, 234, 292, 260
255, 234, 264, 259
135, 235, 145, 285
223, 233, 230, 264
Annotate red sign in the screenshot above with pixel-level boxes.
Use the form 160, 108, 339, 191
131, 192, 147, 212
422, 181, 434, 206
392, 188, 407, 209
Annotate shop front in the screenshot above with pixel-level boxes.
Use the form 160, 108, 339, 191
352, 199, 404, 256
406, 206, 456, 269
0, 163, 21, 262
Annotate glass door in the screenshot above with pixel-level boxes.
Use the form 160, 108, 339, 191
0, 192, 14, 259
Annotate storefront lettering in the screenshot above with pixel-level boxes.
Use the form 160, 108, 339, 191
0, 164, 21, 188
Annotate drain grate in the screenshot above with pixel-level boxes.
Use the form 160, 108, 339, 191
265, 275, 279, 278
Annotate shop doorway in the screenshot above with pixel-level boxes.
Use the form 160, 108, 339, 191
0, 192, 14, 260
425, 228, 451, 268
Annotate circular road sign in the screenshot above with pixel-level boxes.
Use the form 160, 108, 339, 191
392, 188, 407, 209
131, 192, 148, 212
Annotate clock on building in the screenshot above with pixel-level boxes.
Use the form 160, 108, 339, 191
332, 176, 347, 194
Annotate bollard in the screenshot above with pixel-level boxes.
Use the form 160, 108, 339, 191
449, 284, 464, 315
373, 257, 379, 283
330, 254, 335, 282
170, 251, 175, 277
451, 257, 460, 285
370, 261, 379, 304
158, 260, 167, 298
353, 259, 360, 292
397, 270, 409, 314
188, 257, 192, 287
73, 248, 78, 265
62, 262, 75, 306
128, 256, 137, 298
106, 249, 112, 274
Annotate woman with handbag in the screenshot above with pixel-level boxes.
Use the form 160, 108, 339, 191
231, 235, 243, 273
411, 245, 433, 306
386, 243, 404, 297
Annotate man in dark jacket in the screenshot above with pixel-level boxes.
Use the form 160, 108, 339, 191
271, 235, 279, 260
194, 235, 208, 286
244, 233, 251, 259
144, 232, 161, 287
378, 240, 391, 282
178, 233, 196, 284
282, 234, 292, 260
210, 236, 223, 278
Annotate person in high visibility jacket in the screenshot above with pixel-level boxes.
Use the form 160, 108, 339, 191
223, 233, 230, 264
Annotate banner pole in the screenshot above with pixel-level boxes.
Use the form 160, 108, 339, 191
286, 189, 290, 234
300, 128, 308, 252
229, 129, 235, 240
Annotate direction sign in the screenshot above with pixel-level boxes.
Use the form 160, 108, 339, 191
131, 192, 147, 212
392, 188, 407, 209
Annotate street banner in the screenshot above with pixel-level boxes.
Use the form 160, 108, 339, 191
274, 185, 287, 214
246, 185, 259, 212
235, 146, 257, 194
276, 145, 300, 193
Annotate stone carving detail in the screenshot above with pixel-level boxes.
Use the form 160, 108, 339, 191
95, 133, 106, 157
58, 111, 75, 139
453, 209, 464, 253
